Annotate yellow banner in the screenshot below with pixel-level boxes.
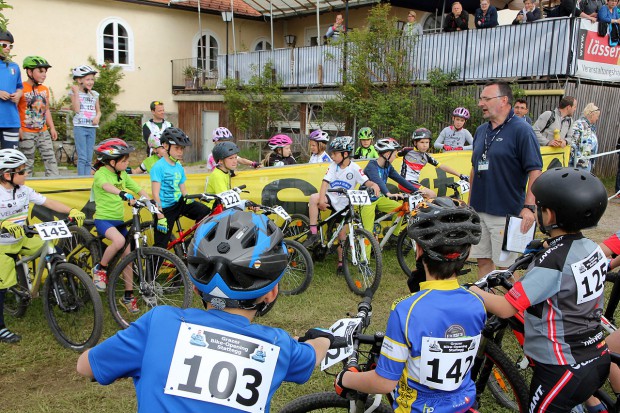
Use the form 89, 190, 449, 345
27, 146, 569, 221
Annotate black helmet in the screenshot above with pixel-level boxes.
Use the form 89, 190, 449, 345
187, 210, 288, 309
407, 197, 481, 262
160, 127, 192, 146
213, 141, 240, 162
532, 167, 607, 234
0, 30, 14, 43
412, 128, 432, 141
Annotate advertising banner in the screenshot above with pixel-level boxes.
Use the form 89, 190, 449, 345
574, 20, 620, 81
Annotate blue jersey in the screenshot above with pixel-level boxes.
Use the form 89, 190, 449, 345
150, 158, 186, 208
88, 307, 317, 413
375, 279, 486, 413
0, 61, 23, 128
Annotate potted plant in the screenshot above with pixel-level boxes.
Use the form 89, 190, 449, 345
183, 65, 198, 89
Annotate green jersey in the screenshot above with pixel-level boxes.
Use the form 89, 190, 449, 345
206, 167, 232, 195
140, 154, 160, 173
93, 167, 143, 220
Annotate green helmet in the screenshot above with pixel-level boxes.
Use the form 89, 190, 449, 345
358, 127, 374, 141
23, 56, 52, 70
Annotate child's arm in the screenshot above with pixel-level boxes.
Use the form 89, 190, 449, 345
45, 108, 58, 141
151, 181, 162, 207
42, 198, 86, 226
238, 156, 260, 168
339, 369, 398, 395
469, 286, 518, 318
93, 97, 101, 126
305, 337, 331, 367
363, 180, 381, 197
179, 182, 188, 197
434, 129, 447, 150
438, 163, 468, 180
77, 349, 94, 379
70, 85, 81, 113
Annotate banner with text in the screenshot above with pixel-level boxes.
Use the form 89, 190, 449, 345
574, 20, 620, 81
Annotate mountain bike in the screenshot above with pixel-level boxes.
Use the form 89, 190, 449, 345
54, 139, 77, 166
3, 219, 103, 351
370, 192, 417, 251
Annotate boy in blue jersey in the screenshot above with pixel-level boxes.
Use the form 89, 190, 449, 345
335, 197, 486, 413
77, 210, 333, 412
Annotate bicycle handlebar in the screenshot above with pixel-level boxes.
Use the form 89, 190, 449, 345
474, 251, 536, 290
185, 185, 248, 202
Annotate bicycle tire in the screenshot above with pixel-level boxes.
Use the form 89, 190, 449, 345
42, 263, 104, 351
107, 246, 192, 329
395, 230, 416, 277
280, 391, 392, 413
474, 341, 530, 413
59, 226, 101, 275
284, 213, 310, 242
55, 146, 65, 165
280, 239, 314, 295
4, 262, 30, 318
342, 228, 383, 296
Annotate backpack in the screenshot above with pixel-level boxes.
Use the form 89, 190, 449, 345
540, 111, 556, 134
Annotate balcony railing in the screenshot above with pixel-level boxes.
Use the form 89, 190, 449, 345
172, 17, 577, 91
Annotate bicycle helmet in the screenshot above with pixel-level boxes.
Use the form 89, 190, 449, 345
309, 129, 330, 143
0, 149, 27, 172
328, 136, 355, 153
160, 127, 192, 147
187, 209, 288, 309
212, 127, 233, 142
147, 135, 163, 150
452, 107, 470, 120
268, 134, 293, 150
375, 138, 402, 154
408, 197, 481, 262
412, 128, 432, 141
95, 138, 135, 161
358, 127, 374, 141
532, 167, 607, 234
23, 56, 52, 70
213, 141, 240, 162
72, 65, 98, 79
0, 30, 14, 43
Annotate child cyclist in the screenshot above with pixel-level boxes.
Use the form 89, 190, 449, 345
77, 209, 334, 412
334, 197, 485, 412
400, 127, 469, 198
433, 107, 474, 152
354, 127, 379, 160
360, 138, 418, 243
308, 129, 331, 163
206, 141, 239, 195
263, 134, 296, 167
151, 127, 211, 250
131, 134, 166, 174
0, 149, 85, 343
470, 167, 610, 412
303, 136, 380, 271
206, 127, 259, 173
91, 139, 158, 314
70, 65, 101, 176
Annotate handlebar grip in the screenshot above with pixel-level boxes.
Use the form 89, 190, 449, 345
330, 337, 349, 349
327, 188, 346, 194
235, 185, 247, 191
185, 194, 204, 200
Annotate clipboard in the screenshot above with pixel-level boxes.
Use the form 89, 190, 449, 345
501, 214, 536, 254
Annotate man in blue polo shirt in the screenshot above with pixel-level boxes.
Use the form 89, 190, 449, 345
469, 81, 542, 278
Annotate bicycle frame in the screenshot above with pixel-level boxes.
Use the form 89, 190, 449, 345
14, 240, 64, 300
373, 201, 409, 249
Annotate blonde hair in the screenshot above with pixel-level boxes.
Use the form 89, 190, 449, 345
309, 141, 327, 154
583, 103, 600, 117
408, 10, 416, 17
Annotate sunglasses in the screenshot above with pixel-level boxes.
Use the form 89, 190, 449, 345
0, 42, 13, 49
10, 170, 27, 175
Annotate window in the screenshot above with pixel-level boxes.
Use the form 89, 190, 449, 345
97, 18, 134, 69
423, 13, 442, 34
197, 34, 219, 72
253, 39, 272, 51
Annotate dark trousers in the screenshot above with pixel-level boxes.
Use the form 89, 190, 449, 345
154, 198, 211, 249
615, 155, 620, 193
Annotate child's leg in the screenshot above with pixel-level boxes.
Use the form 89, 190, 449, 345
101, 226, 126, 267
360, 201, 377, 236
0, 248, 19, 342
154, 202, 182, 249
36, 130, 59, 177
182, 199, 211, 223
18, 131, 36, 175
308, 193, 320, 227
74, 126, 89, 176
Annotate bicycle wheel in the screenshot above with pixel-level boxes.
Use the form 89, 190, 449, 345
58, 226, 101, 274
280, 392, 393, 413
284, 213, 310, 242
395, 230, 416, 277
107, 247, 192, 329
4, 262, 30, 318
342, 228, 383, 296
474, 341, 530, 413
42, 263, 104, 351
55, 146, 65, 165
280, 239, 313, 296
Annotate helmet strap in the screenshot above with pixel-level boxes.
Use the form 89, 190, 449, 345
537, 207, 558, 235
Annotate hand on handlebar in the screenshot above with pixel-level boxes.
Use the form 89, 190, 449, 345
334, 365, 360, 399
118, 191, 134, 202
387, 192, 404, 200
0, 220, 25, 239
156, 217, 168, 233
459, 174, 469, 182
298, 328, 335, 346
69, 208, 86, 227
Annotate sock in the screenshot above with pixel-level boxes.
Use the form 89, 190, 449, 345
310, 225, 318, 235
124, 291, 133, 300
586, 403, 608, 413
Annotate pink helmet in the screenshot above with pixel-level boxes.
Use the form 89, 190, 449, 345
452, 107, 470, 120
309, 129, 329, 143
268, 134, 292, 150
212, 127, 233, 142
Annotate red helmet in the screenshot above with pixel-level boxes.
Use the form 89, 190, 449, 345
95, 138, 135, 161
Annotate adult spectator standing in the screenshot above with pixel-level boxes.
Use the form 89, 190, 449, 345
443, 2, 470, 32
513, 0, 543, 24
325, 14, 346, 41
0, 30, 22, 150
571, 103, 600, 171
579, 0, 605, 20
142, 101, 172, 156
403, 10, 423, 37
513, 98, 533, 124
532, 96, 577, 148
469, 81, 542, 277
475, 0, 499, 29
551, 0, 596, 21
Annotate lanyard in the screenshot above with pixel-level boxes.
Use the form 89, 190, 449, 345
482, 113, 515, 160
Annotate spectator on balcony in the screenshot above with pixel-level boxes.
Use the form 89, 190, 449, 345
513, 99, 533, 125
598, 0, 620, 45
475, 0, 499, 29
325, 14, 346, 41
579, 0, 604, 20
403, 10, 423, 37
142, 101, 172, 156
513, 0, 543, 24
533, 96, 577, 148
443, 2, 470, 32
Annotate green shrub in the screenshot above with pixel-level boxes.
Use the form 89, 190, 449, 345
98, 114, 142, 142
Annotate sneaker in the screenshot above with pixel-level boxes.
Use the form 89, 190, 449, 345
119, 296, 140, 314
336, 261, 344, 275
0, 327, 22, 344
302, 233, 320, 248
92, 264, 108, 292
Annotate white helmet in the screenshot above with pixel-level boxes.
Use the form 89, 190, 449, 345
0, 149, 27, 171
212, 127, 233, 142
72, 65, 98, 78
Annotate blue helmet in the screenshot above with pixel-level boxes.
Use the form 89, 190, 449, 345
188, 210, 288, 308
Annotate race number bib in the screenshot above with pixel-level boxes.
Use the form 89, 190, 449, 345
165, 323, 280, 413
272, 205, 290, 221
571, 246, 607, 305
409, 193, 424, 210
347, 190, 371, 206
320, 317, 362, 370
218, 190, 242, 209
457, 180, 470, 194
419, 335, 480, 391
34, 221, 71, 240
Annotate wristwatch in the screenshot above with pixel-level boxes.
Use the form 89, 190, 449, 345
523, 204, 536, 213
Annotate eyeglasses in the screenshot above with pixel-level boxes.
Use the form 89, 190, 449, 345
0, 42, 13, 49
479, 95, 506, 102
10, 170, 27, 175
